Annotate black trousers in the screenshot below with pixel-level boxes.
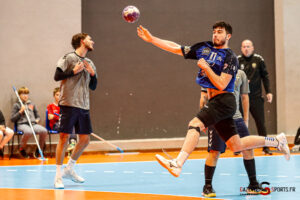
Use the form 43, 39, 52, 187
249, 96, 267, 137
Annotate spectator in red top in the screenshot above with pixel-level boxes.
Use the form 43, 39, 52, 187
47, 87, 60, 130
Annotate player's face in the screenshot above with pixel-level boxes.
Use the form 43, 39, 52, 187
83, 35, 94, 51
241, 40, 254, 57
54, 91, 60, 103
212, 27, 229, 47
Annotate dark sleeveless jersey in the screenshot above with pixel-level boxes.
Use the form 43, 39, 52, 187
181, 41, 238, 92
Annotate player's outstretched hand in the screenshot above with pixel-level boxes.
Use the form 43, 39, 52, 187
137, 25, 153, 43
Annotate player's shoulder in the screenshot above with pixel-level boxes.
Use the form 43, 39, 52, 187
189, 41, 212, 49
62, 52, 76, 60
253, 53, 264, 61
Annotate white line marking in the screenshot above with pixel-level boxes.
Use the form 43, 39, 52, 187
258, 175, 268, 177
84, 170, 96, 173
182, 172, 192, 175
143, 171, 154, 174
239, 174, 247, 176
45, 170, 56, 172
220, 173, 231, 176
123, 171, 134, 174
161, 172, 169, 174
295, 176, 300, 178
103, 170, 115, 173
276, 175, 287, 178
26, 170, 37, 172
6, 169, 17, 172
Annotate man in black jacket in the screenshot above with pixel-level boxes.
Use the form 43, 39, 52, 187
238, 39, 273, 155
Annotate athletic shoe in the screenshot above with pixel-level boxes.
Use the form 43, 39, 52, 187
202, 184, 216, 197
62, 167, 85, 183
33, 148, 40, 158
19, 149, 30, 159
54, 177, 64, 189
263, 147, 273, 155
155, 154, 181, 177
0, 149, 4, 158
276, 132, 290, 161
247, 182, 267, 195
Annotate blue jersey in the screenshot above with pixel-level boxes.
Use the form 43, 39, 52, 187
181, 41, 238, 92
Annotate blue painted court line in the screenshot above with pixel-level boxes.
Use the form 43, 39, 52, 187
0, 155, 300, 200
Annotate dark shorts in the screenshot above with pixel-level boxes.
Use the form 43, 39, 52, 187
58, 105, 93, 134
197, 93, 237, 142
207, 118, 250, 153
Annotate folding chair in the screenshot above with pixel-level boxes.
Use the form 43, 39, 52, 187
9, 123, 24, 159
46, 110, 59, 157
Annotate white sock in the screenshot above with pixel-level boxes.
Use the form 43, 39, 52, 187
66, 158, 76, 170
264, 137, 279, 147
56, 165, 62, 178
176, 151, 189, 167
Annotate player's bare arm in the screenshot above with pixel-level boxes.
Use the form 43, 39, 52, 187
197, 58, 232, 91
137, 25, 183, 56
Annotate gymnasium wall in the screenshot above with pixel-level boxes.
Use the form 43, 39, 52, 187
82, 0, 277, 140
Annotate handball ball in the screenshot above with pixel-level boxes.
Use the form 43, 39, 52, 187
122, 5, 140, 23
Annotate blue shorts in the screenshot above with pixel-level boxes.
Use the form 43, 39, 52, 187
58, 105, 93, 134
207, 118, 249, 153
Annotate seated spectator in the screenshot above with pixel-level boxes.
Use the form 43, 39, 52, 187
46, 87, 77, 154
0, 110, 14, 158
10, 87, 47, 159
47, 87, 60, 131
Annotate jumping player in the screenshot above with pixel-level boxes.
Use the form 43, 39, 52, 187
137, 21, 290, 178
201, 69, 262, 197
54, 33, 97, 189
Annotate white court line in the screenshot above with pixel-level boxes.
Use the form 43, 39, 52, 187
84, 170, 96, 173
45, 170, 56, 172
103, 170, 115, 173
258, 174, 269, 177
182, 172, 192, 175
161, 172, 169, 174
6, 169, 17, 172
220, 173, 231, 176
239, 174, 247, 176
276, 175, 288, 178
123, 171, 134, 173
295, 176, 300, 178
143, 171, 154, 174
26, 170, 37, 172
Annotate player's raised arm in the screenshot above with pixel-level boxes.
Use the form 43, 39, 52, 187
137, 25, 183, 56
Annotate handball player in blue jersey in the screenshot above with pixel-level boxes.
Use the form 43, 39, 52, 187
137, 21, 290, 178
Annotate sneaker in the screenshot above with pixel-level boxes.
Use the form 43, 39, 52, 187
0, 148, 4, 158
247, 182, 267, 195
33, 149, 40, 158
155, 154, 182, 177
19, 149, 30, 159
202, 184, 216, 197
62, 167, 85, 183
263, 147, 273, 155
54, 176, 64, 189
276, 132, 291, 161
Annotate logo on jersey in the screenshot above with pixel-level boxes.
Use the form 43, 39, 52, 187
252, 63, 257, 68
184, 46, 191, 55
202, 47, 211, 56
217, 56, 223, 62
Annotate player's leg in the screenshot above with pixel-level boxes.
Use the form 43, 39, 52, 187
63, 108, 92, 184
202, 127, 225, 197
54, 106, 74, 189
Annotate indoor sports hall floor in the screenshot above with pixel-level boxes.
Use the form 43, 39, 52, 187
0, 149, 300, 200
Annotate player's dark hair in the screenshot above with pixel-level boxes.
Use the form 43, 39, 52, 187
71, 33, 89, 50
213, 21, 232, 35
